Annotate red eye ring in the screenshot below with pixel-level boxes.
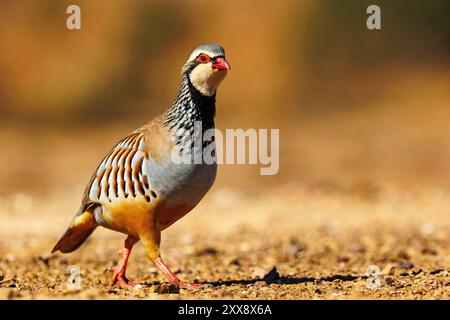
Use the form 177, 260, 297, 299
196, 53, 212, 63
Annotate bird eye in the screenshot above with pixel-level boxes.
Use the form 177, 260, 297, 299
196, 54, 211, 63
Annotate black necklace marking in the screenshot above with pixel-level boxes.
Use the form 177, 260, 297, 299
164, 74, 216, 146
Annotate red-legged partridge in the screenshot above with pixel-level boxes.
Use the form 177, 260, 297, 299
52, 44, 230, 289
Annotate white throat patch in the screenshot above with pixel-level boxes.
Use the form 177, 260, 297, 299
189, 63, 228, 97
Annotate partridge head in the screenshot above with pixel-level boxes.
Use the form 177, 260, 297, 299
183, 43, 230, 96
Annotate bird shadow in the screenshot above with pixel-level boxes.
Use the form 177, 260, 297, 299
136, 268, 365, 289
205, 274, 364, 288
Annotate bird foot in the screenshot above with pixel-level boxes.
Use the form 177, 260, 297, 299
111, 274, 143, 289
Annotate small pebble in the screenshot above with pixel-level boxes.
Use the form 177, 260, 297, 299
381, 263, 396, 275
263, 267, 280, 284
385, 277, 395, 285
397, 260, 414, 269
153, 283, 180, 294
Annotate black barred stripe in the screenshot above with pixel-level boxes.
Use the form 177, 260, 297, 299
111, 164, 119, 198
103, 165, 113, 200
116, 147, 132, 197
133, 157, 145, 196
126, 149, 138, 197
142, 174, 149, 191
96, 168, 107, 199
113, 148, 128, 197
119, 147, 134, 198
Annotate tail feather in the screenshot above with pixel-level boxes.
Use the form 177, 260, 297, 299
52, 211, 98, 254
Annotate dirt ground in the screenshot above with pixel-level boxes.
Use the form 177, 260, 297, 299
0, 0, 449, 301
0, 184, 449, 300
1, 101, 449, 300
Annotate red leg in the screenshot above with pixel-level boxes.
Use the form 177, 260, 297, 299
140, 229, 208, 290
153, 257, 209, 289
110, 236, 139, 288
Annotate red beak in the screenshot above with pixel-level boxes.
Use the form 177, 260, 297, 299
212, 57, 230, 71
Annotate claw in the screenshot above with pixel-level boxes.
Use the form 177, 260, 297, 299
115, 275, 140, 288
152, 257, 209, 290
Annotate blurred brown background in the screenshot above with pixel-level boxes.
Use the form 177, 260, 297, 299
0, 0, 449, 299
0, 0, 449, 201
